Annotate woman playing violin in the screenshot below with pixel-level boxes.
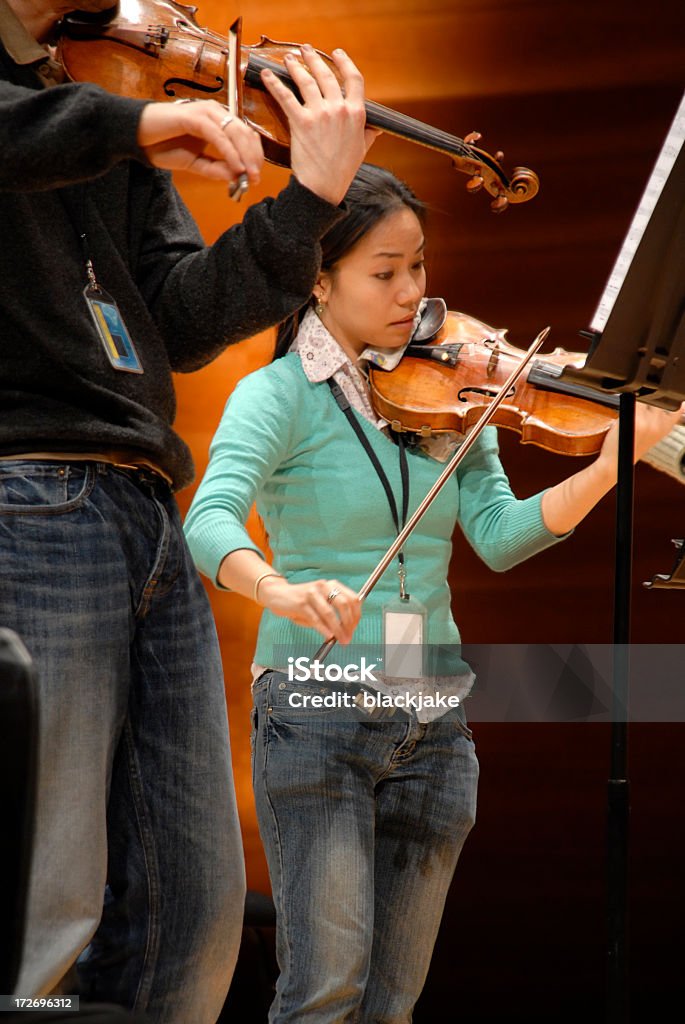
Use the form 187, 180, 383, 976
185, 163, 680, 1024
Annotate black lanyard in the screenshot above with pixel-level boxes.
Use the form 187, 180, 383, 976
59, 185, 98, 287
327, 378, 411, 598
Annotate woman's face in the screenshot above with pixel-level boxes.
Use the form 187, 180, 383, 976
317, 206, 426, 361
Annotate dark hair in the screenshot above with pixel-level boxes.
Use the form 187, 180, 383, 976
274, 164, 426, 358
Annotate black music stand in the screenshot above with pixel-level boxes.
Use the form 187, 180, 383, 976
560, 111, 685, 1023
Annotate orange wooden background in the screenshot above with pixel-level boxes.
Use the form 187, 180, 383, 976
168, 2, 685, 983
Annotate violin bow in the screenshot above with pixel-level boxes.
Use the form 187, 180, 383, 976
313, 326, 551, 662
227, 17, 249, 202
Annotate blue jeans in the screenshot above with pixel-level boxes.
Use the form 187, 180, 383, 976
0, 461, 245, 1023
251, 670, 479, 1024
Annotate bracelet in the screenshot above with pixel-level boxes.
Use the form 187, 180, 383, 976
253, 570, 283, 603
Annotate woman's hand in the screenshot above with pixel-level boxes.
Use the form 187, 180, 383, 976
542, 401, 685, 537
596, 400, 685, 472
258, 575, 362, 645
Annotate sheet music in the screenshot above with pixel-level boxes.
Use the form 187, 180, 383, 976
591, 90, 685, 333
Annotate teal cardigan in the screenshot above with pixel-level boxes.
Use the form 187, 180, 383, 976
184, 353, 566, 670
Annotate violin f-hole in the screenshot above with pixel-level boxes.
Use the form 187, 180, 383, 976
458, 385, 516, 403
163, 75, 224, 96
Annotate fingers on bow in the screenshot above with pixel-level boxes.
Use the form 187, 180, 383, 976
186, 101, 263, 181
306, 580, 361, 644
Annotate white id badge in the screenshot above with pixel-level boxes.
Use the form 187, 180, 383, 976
382, 597, 426, 678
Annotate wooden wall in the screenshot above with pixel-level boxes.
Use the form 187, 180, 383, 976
170, 1, 685, 1016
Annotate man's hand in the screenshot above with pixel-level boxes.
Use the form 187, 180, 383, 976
137, 100, 264, 184
260, 45, 379, 205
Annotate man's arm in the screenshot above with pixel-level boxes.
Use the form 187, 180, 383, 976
1, 46, 373, 199
132, 171, 345, 370
0, 79, 148, 190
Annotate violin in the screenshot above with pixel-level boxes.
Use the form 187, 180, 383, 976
368, 306, 621, 457
57, 0, 539, 213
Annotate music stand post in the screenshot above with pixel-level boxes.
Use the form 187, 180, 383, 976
606, 393, 634, 1024
559, 91, 685, 1023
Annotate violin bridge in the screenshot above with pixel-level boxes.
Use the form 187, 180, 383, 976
486, 343, 500, 376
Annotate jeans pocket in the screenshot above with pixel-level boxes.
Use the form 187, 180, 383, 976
454, 704, 474, 741
266, 671, 355, 722
0, 462, 94, 515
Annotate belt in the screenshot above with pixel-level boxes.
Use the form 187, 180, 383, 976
0, 450, 174, 487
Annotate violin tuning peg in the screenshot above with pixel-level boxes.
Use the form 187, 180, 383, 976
490, 195, 509, 213
495, 151, 504, 163
466, 175, 484, 194
464, 131, 482, 145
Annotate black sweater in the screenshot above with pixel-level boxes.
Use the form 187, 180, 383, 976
0, 38, 342, 489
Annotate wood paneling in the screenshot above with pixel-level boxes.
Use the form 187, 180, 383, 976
170, 1, 685, 1012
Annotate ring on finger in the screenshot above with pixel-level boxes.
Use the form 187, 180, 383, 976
219, 114, 234, 130
327, 588, 341, 604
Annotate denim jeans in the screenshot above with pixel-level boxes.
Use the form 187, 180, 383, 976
251, 670, 479, 1024
0, 460, 245, 1023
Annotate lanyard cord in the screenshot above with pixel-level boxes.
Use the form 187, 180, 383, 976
327, 377, 410, 596
59, 184, 98, 287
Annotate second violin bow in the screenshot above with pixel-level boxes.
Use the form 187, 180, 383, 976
228, 17, 249, 202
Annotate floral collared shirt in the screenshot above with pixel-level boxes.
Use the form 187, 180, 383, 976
291, 307, 390, 431
292, 305, 461, 462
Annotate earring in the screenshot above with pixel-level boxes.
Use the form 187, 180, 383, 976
314, 298, 326, 317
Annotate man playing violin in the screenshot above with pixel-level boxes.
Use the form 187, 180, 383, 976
0, 1, 376, 1021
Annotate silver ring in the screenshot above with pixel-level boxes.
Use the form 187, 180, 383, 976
327, 588, 341, 604
219, 114, 234, 130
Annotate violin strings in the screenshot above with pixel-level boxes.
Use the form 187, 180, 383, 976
246, 53, 499, 169
364, 100, 476, 159
145, 38, 503, 179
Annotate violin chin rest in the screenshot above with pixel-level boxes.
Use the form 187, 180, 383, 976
411, 297, 448, 344
62, 8, 118, 36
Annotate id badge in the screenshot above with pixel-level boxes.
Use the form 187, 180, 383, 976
382, 596, 427, 678
84, 283, 143, 373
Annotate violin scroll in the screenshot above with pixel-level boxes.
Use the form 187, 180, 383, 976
509, 166, 541, 202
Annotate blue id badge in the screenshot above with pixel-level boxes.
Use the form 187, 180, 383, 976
84, 283, 143, 374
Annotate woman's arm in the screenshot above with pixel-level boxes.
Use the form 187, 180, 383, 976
217, 548, 360, 646
457, 403, 683, 572
183, 367, 360, 645
541, 401, 683, 536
